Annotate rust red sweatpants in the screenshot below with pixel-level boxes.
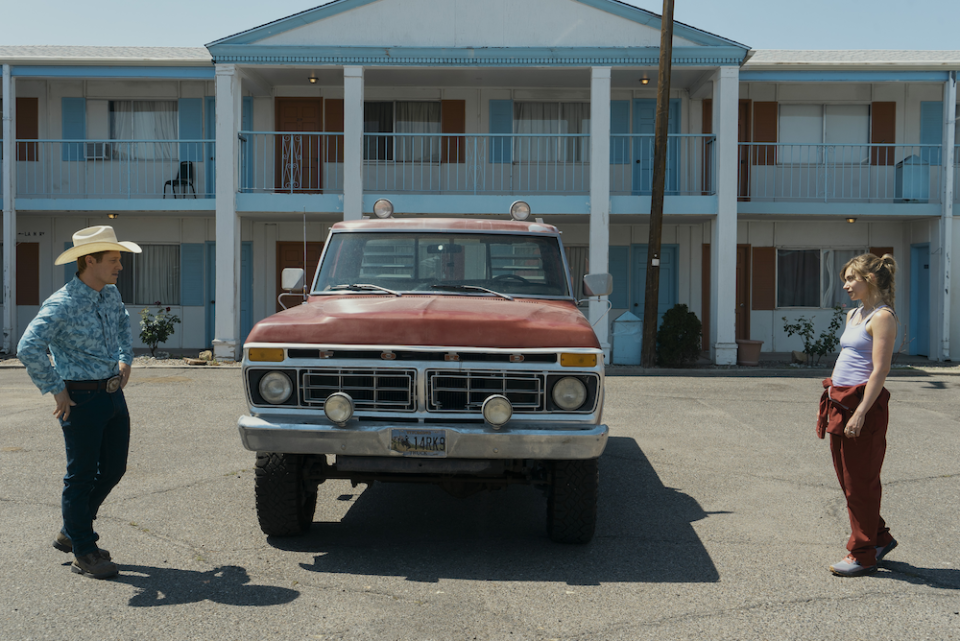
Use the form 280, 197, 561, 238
828, 388, 894, 566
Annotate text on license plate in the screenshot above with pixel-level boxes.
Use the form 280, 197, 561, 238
390, 429, 447, 457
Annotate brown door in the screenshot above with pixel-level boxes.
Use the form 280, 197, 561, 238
276, 241, 324, 312
275, 98, 323, 192
735, 244, 751, 340
737, 100, 751, 201
17, 242, 40, 305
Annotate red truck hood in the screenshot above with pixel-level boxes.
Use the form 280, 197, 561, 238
246, 295, 600, 349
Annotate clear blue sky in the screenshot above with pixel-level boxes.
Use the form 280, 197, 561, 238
1, 0, 957, 50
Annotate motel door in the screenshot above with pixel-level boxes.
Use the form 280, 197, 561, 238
275, 98, 323, 192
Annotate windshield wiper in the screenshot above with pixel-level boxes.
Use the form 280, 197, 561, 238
430, 284, 513, 301
329, 283, 402, 297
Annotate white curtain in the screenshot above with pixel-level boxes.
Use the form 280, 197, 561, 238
396, 102, 441, 162
117, 245, 180, 305
111, 101, 178, 160
514, 102, 589, 162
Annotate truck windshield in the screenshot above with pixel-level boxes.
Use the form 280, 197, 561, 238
313, 232, 571, 298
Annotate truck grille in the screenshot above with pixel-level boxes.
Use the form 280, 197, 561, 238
426, 370, 544, 412
301, 368, 417, 412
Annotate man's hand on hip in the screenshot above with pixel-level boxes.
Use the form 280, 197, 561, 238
54, 388, 76, 421
119, 362, 132, 389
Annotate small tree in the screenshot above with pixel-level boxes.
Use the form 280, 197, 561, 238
140, 302, 181, 358
656, 304, 703, 367
782, 305, 845, 366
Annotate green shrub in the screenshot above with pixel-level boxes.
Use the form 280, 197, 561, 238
782, 305, 845, 366
140, 303, 181, 358
656, 304, 703, 367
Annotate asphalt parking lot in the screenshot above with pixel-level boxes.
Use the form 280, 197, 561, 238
1, 366, 958, 641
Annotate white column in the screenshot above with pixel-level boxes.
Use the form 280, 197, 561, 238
711, 66, 739, 365
939, 71, 956, 361
589, 67, 612, 360
2, 66, 17, 354
342, 66, 364, 221
213, 64, 242, 360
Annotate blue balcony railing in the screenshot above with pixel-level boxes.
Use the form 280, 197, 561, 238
239, 132, 344, 194
239, 132, 715, 196
738, 143, 943, 203
610, 134, 715, 195
15, 140, 212, 199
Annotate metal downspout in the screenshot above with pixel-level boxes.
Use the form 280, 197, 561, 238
2, 65, 16, 354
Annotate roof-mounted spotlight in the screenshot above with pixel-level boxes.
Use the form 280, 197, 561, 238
510, 200, 531, 221
373, 198, 394, 219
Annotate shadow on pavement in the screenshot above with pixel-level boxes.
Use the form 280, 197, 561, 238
111, 564, 300, 607
277, 436, 719, 585
877, 561, 960, 590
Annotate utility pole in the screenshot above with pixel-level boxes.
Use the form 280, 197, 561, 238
640, 0, 675, 368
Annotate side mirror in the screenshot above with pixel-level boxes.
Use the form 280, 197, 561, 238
582, 273, 613, 298
281, 268, 305, 292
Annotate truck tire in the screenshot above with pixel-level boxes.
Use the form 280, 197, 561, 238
547, 458, 598, 544
254, 452, 317, 537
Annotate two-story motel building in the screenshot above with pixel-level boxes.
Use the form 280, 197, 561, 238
2, 0, 957, 364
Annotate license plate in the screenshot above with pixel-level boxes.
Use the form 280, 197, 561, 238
390, 429, 447, 457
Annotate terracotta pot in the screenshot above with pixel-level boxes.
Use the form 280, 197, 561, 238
735, 339, 764, 366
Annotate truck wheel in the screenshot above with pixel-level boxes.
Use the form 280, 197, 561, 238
547, 459, 598, 544
254, 452, 317, 537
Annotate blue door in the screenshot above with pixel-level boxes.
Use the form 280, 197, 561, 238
630, 244, 679, 349
205, 242, 254, 348
632, 99, 680, 195
910, 243, 930, 356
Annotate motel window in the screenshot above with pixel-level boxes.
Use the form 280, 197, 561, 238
514, 102, 591, 162
116, 244, 181, 306
109, 101, 178, 160
363, 101, 442, 162
779, 105, 870, 164
777, 248, 867, 308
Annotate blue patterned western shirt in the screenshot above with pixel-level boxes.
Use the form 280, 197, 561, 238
17, 276, 133, 395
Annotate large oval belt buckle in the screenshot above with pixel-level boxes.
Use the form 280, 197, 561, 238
105, 376, 122, 394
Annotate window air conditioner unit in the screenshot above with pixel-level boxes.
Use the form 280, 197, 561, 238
85, 142, 111, 160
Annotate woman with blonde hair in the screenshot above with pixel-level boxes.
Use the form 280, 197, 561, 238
816, 253, 898, 577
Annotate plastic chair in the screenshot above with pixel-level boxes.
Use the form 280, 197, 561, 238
163, 161, 196, 199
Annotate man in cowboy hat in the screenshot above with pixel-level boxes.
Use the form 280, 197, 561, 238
18, 225, 141, 580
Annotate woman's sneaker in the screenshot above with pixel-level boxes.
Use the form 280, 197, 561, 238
71, 553, 119, 579
876, 539, 898, 562
830, 555, 877, 577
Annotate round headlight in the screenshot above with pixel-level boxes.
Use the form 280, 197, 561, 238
259, 371, 293, 404
373, 198, 394, 219
509, 200, 531, 221
552, 377, 587, 411
324, 392, 354, 426
482, 395, 513, 429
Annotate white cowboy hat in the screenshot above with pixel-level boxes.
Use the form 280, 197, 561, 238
54, 225, 142, 265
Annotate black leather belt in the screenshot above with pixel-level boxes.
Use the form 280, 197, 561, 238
65, 375, 122, 394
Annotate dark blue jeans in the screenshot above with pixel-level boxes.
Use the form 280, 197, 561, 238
59, 386, 130, 557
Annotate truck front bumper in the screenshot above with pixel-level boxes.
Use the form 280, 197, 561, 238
238, 415, 608, 460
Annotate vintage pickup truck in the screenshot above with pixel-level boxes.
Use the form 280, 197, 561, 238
238, 202, 610, 543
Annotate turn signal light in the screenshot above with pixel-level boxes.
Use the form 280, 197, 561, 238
560, 353, 597, 367
249, 348, 284, 362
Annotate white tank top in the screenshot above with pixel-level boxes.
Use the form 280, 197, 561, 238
831, 306, 890, 386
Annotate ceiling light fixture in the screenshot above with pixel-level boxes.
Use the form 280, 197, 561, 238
640, 77, 650, 85
845, 217, 857, 224
107, 213, 119, 219
308, 76, 317, 84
